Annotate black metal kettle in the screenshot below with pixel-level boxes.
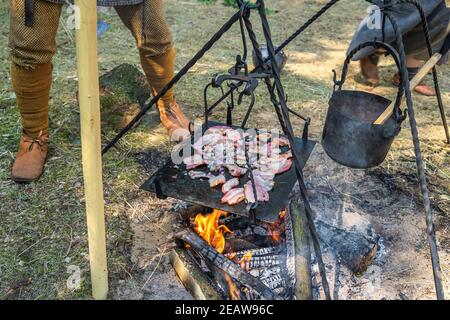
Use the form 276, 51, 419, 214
322, 41, 407, 169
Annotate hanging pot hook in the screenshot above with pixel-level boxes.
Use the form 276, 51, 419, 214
332, 69, 341, 91
240, 90, 257, 128
232, 0, 251, 76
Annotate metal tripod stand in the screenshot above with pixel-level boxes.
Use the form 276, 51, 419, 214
101, 0, 448, 299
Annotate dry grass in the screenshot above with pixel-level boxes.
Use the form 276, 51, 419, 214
0, 0, 448, 299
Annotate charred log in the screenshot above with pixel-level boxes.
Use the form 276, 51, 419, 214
315, 220, 379, 274
222, 216, 253, 230
239, 235, 279, 248
245, 255, 281, 270
225, 247, 282, 270
170, 248, 222, 300
177, 204, 211, 222
205, 262, 247, 300
252, 267, 284, 284
175, 229, 281, 300
224, 239, 259, 253
226, 246, 280, 259
261, 274, 286, 290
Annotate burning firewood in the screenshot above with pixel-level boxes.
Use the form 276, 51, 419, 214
193, 209, 232, 254
174, 228, 281, 300
170, 248, 222, 300
225, 246, 280, 259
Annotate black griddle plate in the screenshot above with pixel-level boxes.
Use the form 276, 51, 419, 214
141, 123, 316, 223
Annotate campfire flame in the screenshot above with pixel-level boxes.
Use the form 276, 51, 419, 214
267, 209, 286, 243
239, 251, 253, 271
223, 273, 241, 300
194, 209, 232, 254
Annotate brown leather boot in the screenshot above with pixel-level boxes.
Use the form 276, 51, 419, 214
158, 99, 191, 142
12, 131, 49, 183
360, 56, 380, 86
140, 49, 191, 141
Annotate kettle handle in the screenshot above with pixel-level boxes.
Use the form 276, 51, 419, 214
333, 40, 405, 122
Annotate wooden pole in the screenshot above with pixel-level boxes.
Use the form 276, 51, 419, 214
74, 0, 108, 300
290, 201, 313, 300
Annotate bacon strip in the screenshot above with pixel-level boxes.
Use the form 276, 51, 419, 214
221, 188, 245, 205
188, 171, 209, 179
244, 181, 270, 203
271, 158, 292, 175
183, 154, 204, 170
225, 165, 247, 177
209, 174, 226, 188
222, 178, 240, 194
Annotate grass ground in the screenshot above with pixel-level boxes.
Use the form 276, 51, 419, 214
0, 0, 448, 299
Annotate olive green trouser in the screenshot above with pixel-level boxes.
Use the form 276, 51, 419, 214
9, 0, 175, 137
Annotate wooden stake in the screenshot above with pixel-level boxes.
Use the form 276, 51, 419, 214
74, 0, 108, 300
290, 202, 313, 300
373, 53, 442, 125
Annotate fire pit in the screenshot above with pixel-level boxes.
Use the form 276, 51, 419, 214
140, 118, 318, 300
168, 202, 307, 300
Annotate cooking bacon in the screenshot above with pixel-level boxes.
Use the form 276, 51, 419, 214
253, 169, 275, 182
221, 188, 245, 205
225, 165, 248, 177
244, 181, 269, 203
271, 136, 290, 148
188, 171, 209, 179
253, 173, 275, 191
184, 154, 204, 170
204, 125, 232, 135
271, 158, 292, 175
222, 178, 240, 193
209, 174, 226, 188
186, 126, 294, 205
193, 133, 223, 152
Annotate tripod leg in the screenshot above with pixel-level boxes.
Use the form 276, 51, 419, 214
264, 77, 332, 301
402, 0, 450, 143
431, 68, 450, 143
386, 11, 445, 300
253, 1, 332, 300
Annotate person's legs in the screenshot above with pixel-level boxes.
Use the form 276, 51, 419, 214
360, 52, 382, 86
391, 3, 450, 96
392, 55, 436, 96
115, 1, 190, 141
9, 0, 62, 182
